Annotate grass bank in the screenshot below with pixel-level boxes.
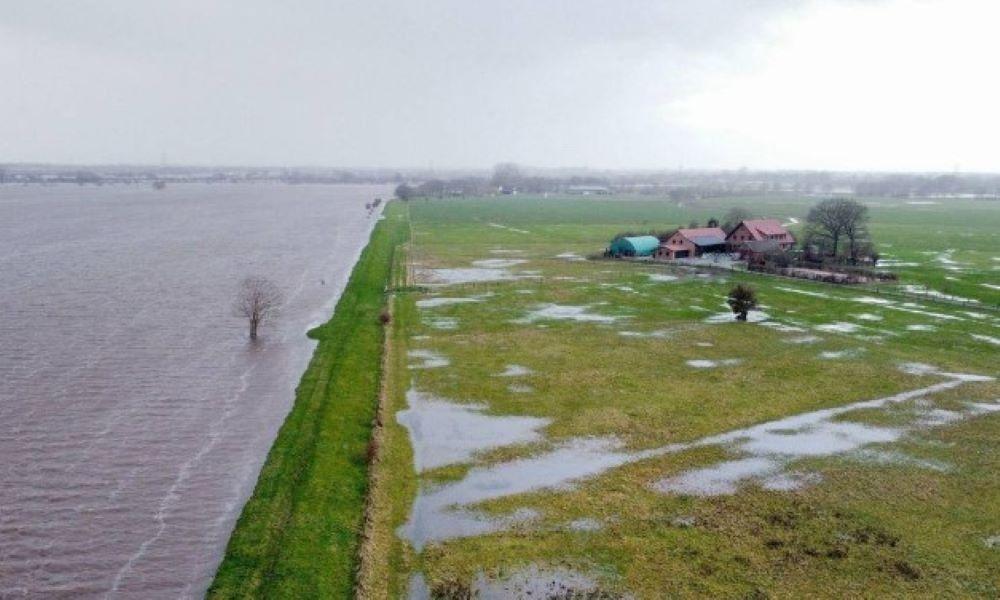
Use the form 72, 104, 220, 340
208, 201, 408, 599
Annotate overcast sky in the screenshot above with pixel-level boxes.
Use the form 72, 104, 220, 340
2, 0, 998, 171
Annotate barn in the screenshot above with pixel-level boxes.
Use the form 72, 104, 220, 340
609, 235, 660, 257
654, 227, 727, 260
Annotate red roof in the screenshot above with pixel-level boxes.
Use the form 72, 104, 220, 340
677, 227, 727, 240
731, 219, 792, 241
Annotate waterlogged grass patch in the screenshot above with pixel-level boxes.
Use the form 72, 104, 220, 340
396, 389, 550, 472
408, 349, 450, 370
971, 333, 1000, 346
686, 359, 742, 369
516, 303, 625, 324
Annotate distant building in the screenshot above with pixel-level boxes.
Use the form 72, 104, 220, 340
726, 219, 795, 252
654, 227, 727, 260
565, 185, 611, 195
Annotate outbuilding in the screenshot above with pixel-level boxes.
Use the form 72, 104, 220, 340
609, 235, 660, 257
654, 227, 727, 260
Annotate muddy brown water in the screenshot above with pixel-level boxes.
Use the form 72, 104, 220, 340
0, 183, 388, 598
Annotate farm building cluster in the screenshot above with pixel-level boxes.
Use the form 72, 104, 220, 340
605, 217, 895, 284
609, 219, 795, 262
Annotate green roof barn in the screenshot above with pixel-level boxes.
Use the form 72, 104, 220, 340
609, 235, 660, 257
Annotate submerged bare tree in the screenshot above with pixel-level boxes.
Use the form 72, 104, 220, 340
234, 276, 283, 340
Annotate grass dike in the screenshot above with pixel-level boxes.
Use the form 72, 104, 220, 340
208, 201, 409, 599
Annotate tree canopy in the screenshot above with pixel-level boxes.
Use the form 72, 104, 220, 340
805, 198, 869, 260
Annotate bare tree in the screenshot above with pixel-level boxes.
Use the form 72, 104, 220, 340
490, 162, 523, 191
806, 198, 868, 259
234, 277, 283, 340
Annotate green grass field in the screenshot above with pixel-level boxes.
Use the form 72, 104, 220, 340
208, 202, 409, 598
369, 195, 1000, 598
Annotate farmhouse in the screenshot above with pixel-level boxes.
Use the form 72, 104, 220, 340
654, 227, 727, 260
726, 219, 795, 252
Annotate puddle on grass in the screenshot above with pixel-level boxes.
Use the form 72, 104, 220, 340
497, 364, 533, 377
618, 329, 670, 339
408, 349, 450, 369
786, 335, 822, 344
704, 310, 770, 324
516, 304, 624, 324
647, 273, 680, 282
776, 286, 830, 298
853, 296, 893, 305
890, 303, 966, 321
424, 316, 458, 330
568, 518, 603, 532
555, 252, 587, 262
508, 384, 534, 394
686, 359, 742, 369
408, 565, 608, 600
416, 296, 485, 308
760, 321, 807, 333
971, 334, 1000, 346
396, 390, 550, 472
652, 366, 995, 497
487, 222, 530, 234
399, 364, 995, 549
849, 448, 951, 473
815, 321, 862, 334
854, 313, 884, 322
420, 267, 520, 285
473, 565, 605, 599
473, 258, 528, 269
901, 285, 980, 304
399, 437, 674, 550
818, 348, 865, 360
906, 324, 936, 332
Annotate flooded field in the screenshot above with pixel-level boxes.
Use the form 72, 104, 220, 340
0, 183, 388, 598
365, 196, 1000, 598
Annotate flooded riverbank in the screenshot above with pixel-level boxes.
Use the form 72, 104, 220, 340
0, 183, 388, 598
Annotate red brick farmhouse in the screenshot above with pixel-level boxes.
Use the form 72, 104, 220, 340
726, 219, 795, 253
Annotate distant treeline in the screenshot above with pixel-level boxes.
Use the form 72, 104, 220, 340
396, 165, 1000, 200
3, 163, 1000, 199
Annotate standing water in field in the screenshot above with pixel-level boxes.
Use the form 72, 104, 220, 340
0, 183, 389, 598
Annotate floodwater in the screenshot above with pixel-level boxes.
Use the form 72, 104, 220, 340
515, 304, 623, 324
0, 183, 388, 598
396, 389, 549, 472
399, 365, 994, 549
